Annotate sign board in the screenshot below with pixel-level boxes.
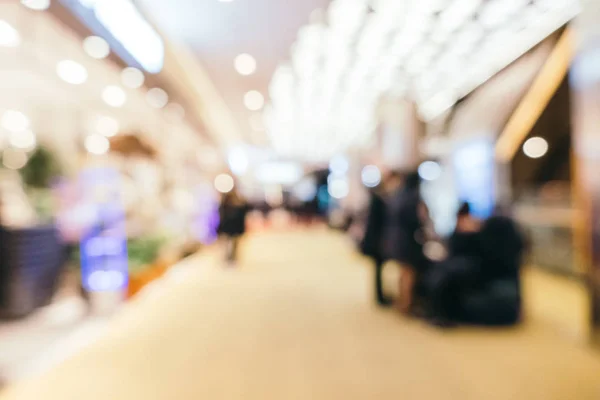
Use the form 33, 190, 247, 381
79, 168, 128, 292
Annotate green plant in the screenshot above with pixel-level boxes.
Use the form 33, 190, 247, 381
19, 147, 62, 189
127, 235, 168, 273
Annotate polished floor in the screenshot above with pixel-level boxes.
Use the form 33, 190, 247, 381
2, 229, 600, 399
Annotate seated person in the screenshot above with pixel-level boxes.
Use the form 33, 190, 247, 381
426, 202, 484, 325
427, 206, 525, 327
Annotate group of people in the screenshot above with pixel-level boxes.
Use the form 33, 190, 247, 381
360, 170, 526, 327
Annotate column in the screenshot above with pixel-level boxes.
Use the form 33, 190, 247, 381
571, 2, 600, 340
377, 98, 424, 172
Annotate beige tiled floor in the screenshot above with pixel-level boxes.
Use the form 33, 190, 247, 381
2, 229, 600, 399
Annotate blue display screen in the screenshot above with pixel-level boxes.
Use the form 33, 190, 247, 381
453, 139, 496, 219
79, 168, 128, 292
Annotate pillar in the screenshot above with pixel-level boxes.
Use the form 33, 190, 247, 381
571, 3, 600, 341
377, 98, 423, 172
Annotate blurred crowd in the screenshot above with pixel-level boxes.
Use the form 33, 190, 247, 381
358, 170, 526, 328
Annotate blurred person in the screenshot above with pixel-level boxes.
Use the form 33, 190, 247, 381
426, 202, 484, 326
427, 204, 526, 327
458, 211, 525, 326
218, 188, 249, 265
360, 184, 391, 306
382, 171, 430, 314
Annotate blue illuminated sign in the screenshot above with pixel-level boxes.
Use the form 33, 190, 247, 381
453, 139, 496, 219
79, 168, 128, 292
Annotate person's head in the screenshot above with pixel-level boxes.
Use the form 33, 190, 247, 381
457, 202, 471, 219
382, 170, 404, 193
403, 171, 421, 191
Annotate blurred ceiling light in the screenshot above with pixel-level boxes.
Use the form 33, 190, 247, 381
93, 0, 164, 73
214, 173, 234, 193
120, 67, 145, 89
234, 53, 257, 76
255, 162, 303, 185
83, 36, 110, 59
523, 137, 549, 159
0, 21, 21, 47
102, 85, 127, 107
361, 165, 381, 188
56, 60, 88, 85
165, 103, 185, 121
95, 115, 119, 137
265, 0, 577, 160
329, 155, 349, 175
418, 161, 442, 181
85, 134, 110, 155
328, 177, 349, 199
244, 90, 264, 111
21, 0, 50, 11
1, 110, 30, 132
146, 88, 169, 109
78, 0, 97, 7
9, 130, 36, 150
2, 148, 28, 169
227, 147, 248, 176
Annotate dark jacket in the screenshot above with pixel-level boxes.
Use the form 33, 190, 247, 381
218, 202, 248, 237
382, 188, 427, 270
360, 190, 385, 259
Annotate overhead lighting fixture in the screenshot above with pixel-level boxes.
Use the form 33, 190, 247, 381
227, 147, 248, 176
2, 148, 28, 170
234, 53, 257, 76
78, 0, 97, 8
93, 0, 164, 73
0, 21, 21, 47
83, 36, 110, 59
328, 177, 349, 199
523, 137, 549, 159
146, 88, 168, 109
361, 165, 381, 188
121, 67, 145, 89
21, 0, 50, 11
95, 115, 119, 137
85, 134, 110, 155
56, 60, 88, 85
9, 130, 36, 150
102, 86, 127, 108
418, 161, 442, 181
1, 110, 30, 132
214, 173, 234, 193
266, 0, 579, 160
244, 90, 264, 111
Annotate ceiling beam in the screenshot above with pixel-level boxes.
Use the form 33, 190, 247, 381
495, 26, 574, 162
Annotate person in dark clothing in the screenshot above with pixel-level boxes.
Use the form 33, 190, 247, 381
427, 202, 484, 326
382, 171, 430, 314
456, 214, 525, 326
360, 187, 391, 306
218, 189, 249, 265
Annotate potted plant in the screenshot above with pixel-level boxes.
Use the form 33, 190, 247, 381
0, 146, 66, 318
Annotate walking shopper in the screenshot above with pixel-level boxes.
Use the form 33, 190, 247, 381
218, 189, 249, 266
360, 185, 391, 306
383, 171, 429, 314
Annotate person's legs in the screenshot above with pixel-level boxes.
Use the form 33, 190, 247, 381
374, 256, 391, 306
398, 265, 416, 314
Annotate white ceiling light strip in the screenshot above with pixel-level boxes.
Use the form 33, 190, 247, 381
266, 0, 579, 162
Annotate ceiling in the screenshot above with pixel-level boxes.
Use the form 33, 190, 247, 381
138, 0, 579, 164
137, 0, 330, 147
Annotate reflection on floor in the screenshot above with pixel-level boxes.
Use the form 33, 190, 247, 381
1, 229, 600, 399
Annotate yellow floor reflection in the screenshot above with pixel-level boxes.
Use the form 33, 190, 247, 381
1, 229, 599, 399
